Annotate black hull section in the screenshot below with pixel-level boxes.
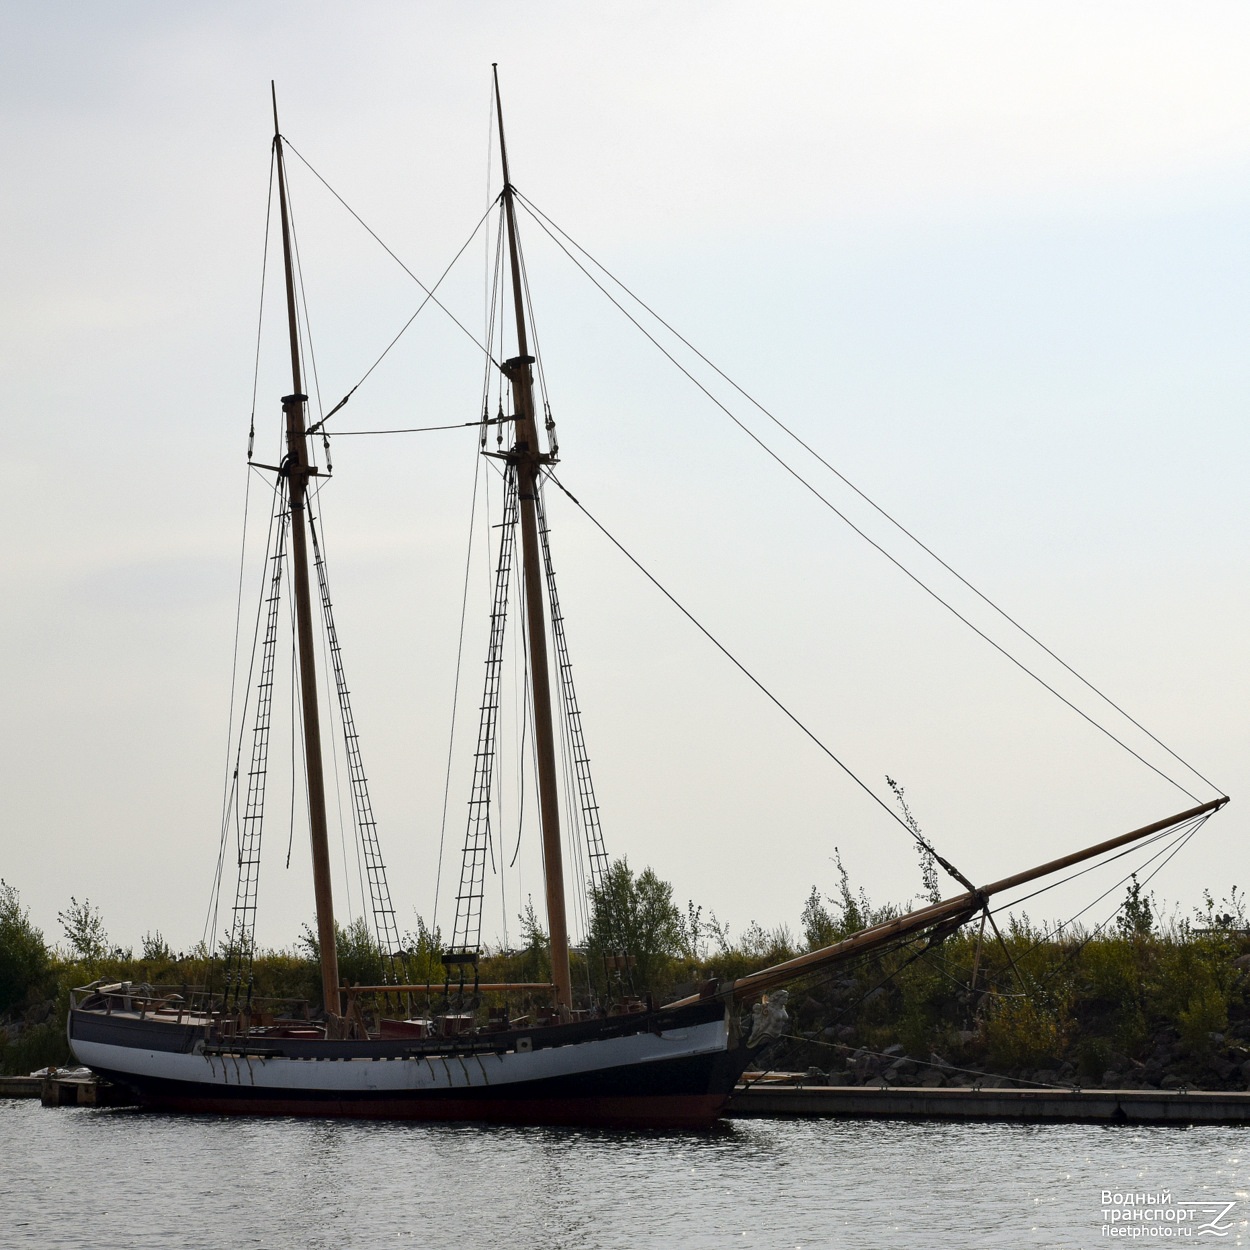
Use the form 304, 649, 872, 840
91, 1046, 750, 1128
70, 999, 754, 1129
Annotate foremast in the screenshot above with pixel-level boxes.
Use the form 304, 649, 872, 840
493, 67, 573, 1013
271, 84, 342, 1023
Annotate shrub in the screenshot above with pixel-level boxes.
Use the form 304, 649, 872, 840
985, 995, 1066, 1069
299, 916, 387, 988
57, 897, 114, 963
1177, 980, 1229, 1056
588, 859, 683, 993
0, 881, 51, 1015
1116, 875, 1154, 940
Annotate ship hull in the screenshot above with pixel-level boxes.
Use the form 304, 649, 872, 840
69, 999, 748, 1129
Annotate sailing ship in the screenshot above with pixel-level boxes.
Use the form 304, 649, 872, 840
67, 75, 1227, 1128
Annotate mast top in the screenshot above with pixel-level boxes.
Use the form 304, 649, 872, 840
492, 64, 515, 193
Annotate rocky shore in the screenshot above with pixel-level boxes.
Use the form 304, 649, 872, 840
774, 946, 1250, 1092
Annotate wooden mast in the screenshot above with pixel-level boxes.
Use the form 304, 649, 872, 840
492, 66, 573, 1013
271, 84, 342, 1022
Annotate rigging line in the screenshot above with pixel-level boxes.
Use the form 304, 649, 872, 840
516, 198, 1206, 805
286, 558, 299, 872
205, 469, 285, 952
312, 202, 503, 437
508, 662, 529, 871
982, 907, 1028, 996
285, 172, 325, 426
284, 538, 317, 882
732, 938, 940, 1092
496, 243, 507, 416
509, 507, 529, 874
282, 139, 502, 374
784, 1032, 1074, 1092
982, 824, 1199, 1002
508, 535, 546, 892
515, 194, 1224, 799
498, 521, 520, 876
1080, 824, 1201, 942
477, 210, 507, 436
1006, 816, 1207, 960
433, 447, 484, 932
914, 931, 999, 1002
208, 466, 257, 949
308, 502, 361, 922
513, 210, 550, 412
326, 417, 513, 437
484, 75, 496, 350
991, 821, 1194, 913
248, 147, 276, 459
1024, 823, 1203, 995
207, 143, 278, 945
545, 471, 974, 885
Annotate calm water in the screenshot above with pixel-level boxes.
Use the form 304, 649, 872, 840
1, 1102, 1246, 1248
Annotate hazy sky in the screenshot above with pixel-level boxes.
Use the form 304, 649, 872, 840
3, 2, 1247, 956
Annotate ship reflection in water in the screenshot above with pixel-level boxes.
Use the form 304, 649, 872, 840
5, 1102, 1246, 1248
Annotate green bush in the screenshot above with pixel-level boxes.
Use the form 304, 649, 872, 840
1178, 980, 1229, 1056
985, 995, 1066, 1069
0, 881, 51, 1015
588, 859, 683, 994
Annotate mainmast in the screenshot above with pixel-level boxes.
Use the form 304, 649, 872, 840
492, 67, 573, 1012
271, 84, 342, 1023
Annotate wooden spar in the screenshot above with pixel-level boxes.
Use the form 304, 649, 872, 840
664, 796, 1229, 1008
271, 84, 341, 1021
492, 66, 573, 1014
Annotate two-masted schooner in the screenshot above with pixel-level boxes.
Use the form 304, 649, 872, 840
67, 74, 1227, 1128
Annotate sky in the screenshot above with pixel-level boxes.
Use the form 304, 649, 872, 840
2, 2, 1247, 959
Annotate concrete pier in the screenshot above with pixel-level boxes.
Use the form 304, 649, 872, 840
8, 1070, 1247, 1122
729, 1081, 1250, 1123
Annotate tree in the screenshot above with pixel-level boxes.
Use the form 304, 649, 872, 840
887, 776, 942, 905
400, 915, 444, 984
515, 896, 550, 982
801, 886, 838, 950
299, 916, 386, 988
58, 896, 110, 963
140, 930, 173, 962
0, 881, 50, 1014
1116, 874, 1154, 940
832, 847, 868, 933
589, 858, 683, 992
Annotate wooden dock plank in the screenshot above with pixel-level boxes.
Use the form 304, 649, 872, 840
0, 1076, 42, 1099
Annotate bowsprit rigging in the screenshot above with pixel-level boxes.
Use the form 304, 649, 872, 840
65, 71, 1229, 1129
